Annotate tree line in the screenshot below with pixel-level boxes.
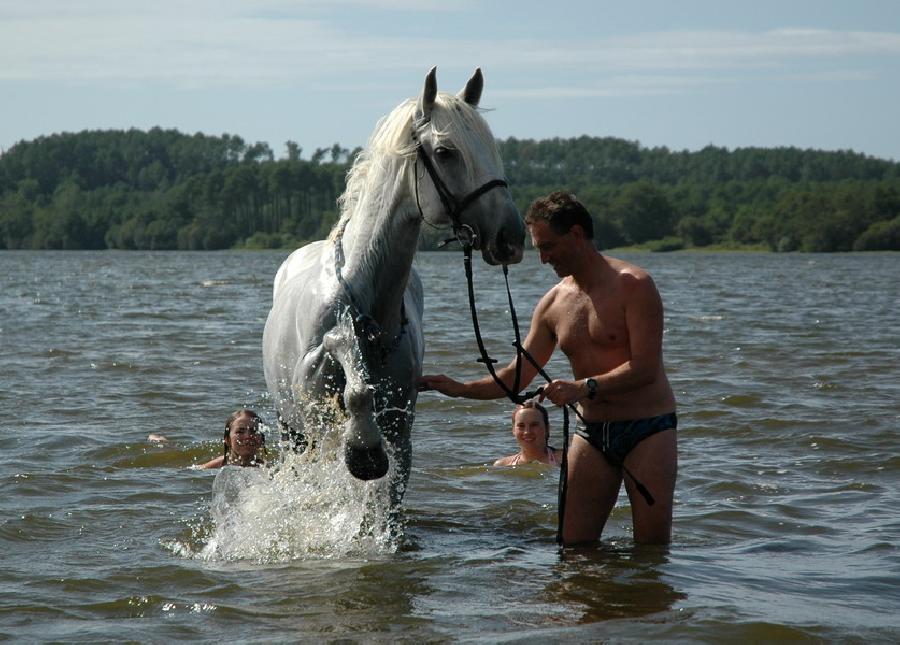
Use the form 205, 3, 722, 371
1, 127, 898, 252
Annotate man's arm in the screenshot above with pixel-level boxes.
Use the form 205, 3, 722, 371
418, 292, 558, 399
592, 272, 664, 394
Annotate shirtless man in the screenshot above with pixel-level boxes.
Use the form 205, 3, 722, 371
419, 191, 677, 545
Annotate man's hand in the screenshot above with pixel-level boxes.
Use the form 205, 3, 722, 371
417, 374, 465, 397
539, 378, 584, 406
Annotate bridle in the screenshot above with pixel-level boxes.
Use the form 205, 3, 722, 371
411, 117, 509, 249
412, 117, 654, 544
334, 119, 509, 365
330, 116, 508, 368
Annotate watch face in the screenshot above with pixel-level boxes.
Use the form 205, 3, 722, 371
587, 378, 597, 398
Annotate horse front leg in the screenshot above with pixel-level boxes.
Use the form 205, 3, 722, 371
320, 328, 392, 481
374, 395, 414, 510
282, 344, 345, 453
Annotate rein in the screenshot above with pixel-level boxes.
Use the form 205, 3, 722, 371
409, 122, 572, 544
412, 119, 653, 544
461, 244, 571, 545
460, 249, 656, 545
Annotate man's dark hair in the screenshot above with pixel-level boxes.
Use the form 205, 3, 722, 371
524, 191, 594, 239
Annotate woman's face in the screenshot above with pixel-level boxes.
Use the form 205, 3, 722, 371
226, 414, 263, 459
512, 408, 548, 449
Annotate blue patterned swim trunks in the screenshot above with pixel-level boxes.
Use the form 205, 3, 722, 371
575, 412, 677, 465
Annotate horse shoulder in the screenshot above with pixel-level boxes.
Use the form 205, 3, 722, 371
272, 241, 331, 302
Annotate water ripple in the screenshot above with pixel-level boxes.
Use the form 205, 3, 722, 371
2, 250, 899, 641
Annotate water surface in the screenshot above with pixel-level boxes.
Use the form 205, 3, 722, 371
1, 250, 898, 641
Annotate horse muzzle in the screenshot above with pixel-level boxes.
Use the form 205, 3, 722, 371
482, 210, 525, 266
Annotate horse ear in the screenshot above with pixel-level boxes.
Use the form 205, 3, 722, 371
417, 66, 438, 124
459, 68, 483, 107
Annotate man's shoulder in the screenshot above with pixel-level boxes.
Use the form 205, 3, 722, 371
536, 279, 568, 307
602, 256, 656, 295
536, 279, 584, 319
604, 255, 651, 281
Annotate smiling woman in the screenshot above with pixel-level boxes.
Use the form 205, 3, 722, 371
494, 401, 562, 466
200, 409, 266, 469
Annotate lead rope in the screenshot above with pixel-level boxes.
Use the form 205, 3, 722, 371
509, 339, 654, 507
461, 249, 655, 544
462, 245, 569, 543
408, 122, 650, 539
500, 264, 568, 542
463, 246, 525, 403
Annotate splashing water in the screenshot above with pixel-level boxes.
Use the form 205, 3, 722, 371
188, 312, 403, 562
196, 448, 399, 562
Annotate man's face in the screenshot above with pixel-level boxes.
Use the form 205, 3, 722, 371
529, 219, 573, 277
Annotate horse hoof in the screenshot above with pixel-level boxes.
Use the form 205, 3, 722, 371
345, 444, 389, 480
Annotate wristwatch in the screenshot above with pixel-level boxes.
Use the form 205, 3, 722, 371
585, 378, 598, 399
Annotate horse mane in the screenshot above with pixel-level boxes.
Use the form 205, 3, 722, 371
329, 91, 504, 241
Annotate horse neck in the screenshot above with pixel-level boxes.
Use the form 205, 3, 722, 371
338, 170, 420, 331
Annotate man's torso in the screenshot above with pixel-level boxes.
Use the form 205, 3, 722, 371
542, 256, 676, 421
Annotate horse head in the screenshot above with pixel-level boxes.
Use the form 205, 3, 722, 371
412, 67, 525, 266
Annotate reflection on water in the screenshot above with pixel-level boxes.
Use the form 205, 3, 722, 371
549, 546, 686, 623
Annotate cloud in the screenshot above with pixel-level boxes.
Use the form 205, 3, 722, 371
1, 3, 899, 90
493, 74, 729, 99
776, 69, 878, 83
509, 29, 900, 72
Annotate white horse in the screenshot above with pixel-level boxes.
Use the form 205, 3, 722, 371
262, 67, 524, 506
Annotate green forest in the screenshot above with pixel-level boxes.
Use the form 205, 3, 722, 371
1, 127, 899, 252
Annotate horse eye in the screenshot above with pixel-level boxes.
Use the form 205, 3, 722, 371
433, 146, 455, 159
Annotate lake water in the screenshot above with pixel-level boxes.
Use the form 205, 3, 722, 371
2, 249, 898, 642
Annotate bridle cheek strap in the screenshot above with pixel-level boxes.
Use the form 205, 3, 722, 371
413, 143, 508, 246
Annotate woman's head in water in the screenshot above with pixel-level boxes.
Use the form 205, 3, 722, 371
511, 401, 550, 450
223, 409, 264, 466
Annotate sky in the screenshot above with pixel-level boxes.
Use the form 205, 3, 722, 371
2, 0, 899, 161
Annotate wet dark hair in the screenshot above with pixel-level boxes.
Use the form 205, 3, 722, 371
222, 409, 262, 465
524, 191, 594, 239
512, 401, 551, 447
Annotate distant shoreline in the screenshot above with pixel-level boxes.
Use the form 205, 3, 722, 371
3, 129, 898, 253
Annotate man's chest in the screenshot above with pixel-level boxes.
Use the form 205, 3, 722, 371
549, 292, 629, 353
